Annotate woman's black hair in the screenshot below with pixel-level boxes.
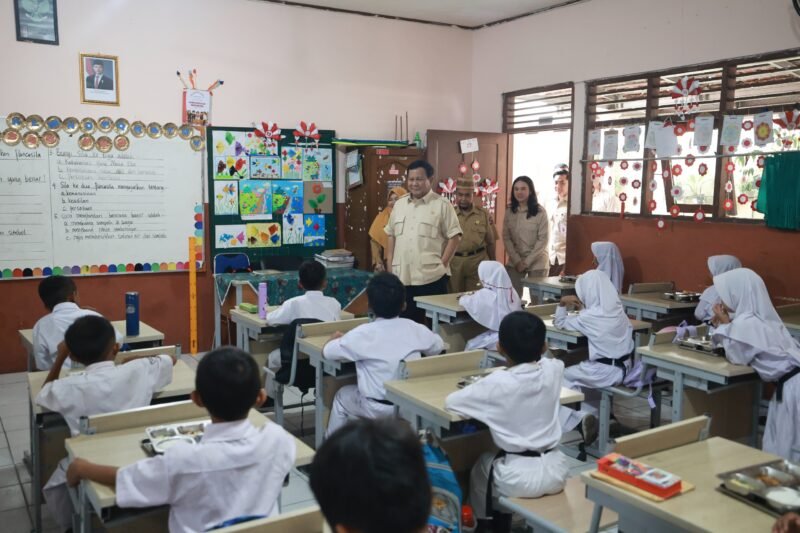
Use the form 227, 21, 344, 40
510, 175, 540, 218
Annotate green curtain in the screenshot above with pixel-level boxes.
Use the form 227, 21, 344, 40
757, 152, 800, 230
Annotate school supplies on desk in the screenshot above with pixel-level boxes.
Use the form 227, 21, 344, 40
718, 460, 800, 517
677, 335, 726, 357
125, 292, 140, 336
597, 453, 682, 499
239, 302, 258, 314
143, 420, 208, 455
662, 291, 702, 302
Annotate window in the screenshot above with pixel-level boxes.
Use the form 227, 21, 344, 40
504, 83, 573, 211
583, 49, 800, 223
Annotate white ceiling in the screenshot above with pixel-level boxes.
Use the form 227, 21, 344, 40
269, 0, 586, 28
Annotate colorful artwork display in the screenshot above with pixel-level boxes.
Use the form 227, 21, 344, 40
272, 180, 303, 215
281, 146, 303, 180
213, 181, 238, 215
302, 147, 333, 181
214, 156, 248, 179
303, 181, 333, 214
239, 180, 272, 220
246, 222, 281, 247
250, 155, 281, 179
303, 215, 325, 247
282, 213, 304, 244
215, 224, 246, 249
213, 130, 249, 157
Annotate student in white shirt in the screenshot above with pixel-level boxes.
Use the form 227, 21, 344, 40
446, 311, 568, 524
695, 255, 742, 323
310, 418, 432, 533
590, 241, 624, 293
459, 260, 522, 351
264, 260, 342, 393
710, 268, 800, 461
68, 347, 296, 532
32, 275, 122, 370
36, 316, 175, 529
555, 270, 634, 444
548, 164, 569, 276
323, 272, 444, 436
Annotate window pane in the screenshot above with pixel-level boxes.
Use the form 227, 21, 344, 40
587, 126, 644, 214
512, 130, 571, 210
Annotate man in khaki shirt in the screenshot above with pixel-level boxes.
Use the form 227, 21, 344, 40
385, 160, 462, 322
449, 178, 496, 293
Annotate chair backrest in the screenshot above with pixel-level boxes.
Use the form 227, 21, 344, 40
114, 344, 179, 364
612, 415, 710, 458
88, 400, 206, 434
399, 350, 485, 379
298, 317, 369, 338
525, 303, 558, 318
212, 506, 325, 532
276, 318, 321, 390
628, 281, 675, 294
776, 303, 800, 318
214, 253, 252, 274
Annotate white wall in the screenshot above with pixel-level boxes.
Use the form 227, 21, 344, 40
0, 0, 473, 139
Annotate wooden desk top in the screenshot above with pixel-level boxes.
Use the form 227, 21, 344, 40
28, 359, 196, 416
229, 308, 355, 329
528, 306, 651, 339
522, 276, 576, 290
413, 293, 467, 314
297, 335, 329, 359
19, 320, 164, 353
620, 292, 698, 311
66, 409, 315, 511
385, 370, 584, 425
637, 343, 754, 378
581, 437, 776, 532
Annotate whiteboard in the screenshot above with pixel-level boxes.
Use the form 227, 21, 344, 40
0, 134, 204, 278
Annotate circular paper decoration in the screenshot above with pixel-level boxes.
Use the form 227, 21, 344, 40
698, 163, 708, 176
45, 116, 62, 131
725, 162, 735, 172
113, 135, 130, 151
607, 160, 614, 167
471, 160, 480, 171
784, 138, 793, 148
670, 205, 681, 217
676, 145, 683, 155
41, 130, 59, 148
742, 120, 754, 131
671, 186, 683, 199
595, 168, 605, 177
178, 124, 194, 139
737, 193, 748, 205
751, 199, 758, 211
685, 154, 695, 166
648, 199, 657, 211
146, 122, 163, 139
724, 199, 734, 211
115, 118, 130, 135
724, 180, 733, 193
633, 162, 642, 171
22, 131, 40, 149
674, 124, 686, 136
96, 136, 112, 153
619, 192, 627, 202
699, 145, 708, 153
672, 165, 683, 176
2, 128, 21, 146
757, 156, 765, 168
620, 161, 629, 170
649, 180, 658, 191
619, 176, 629, 186
728, 146, 735, 153
590, 161, 599, 170
189, 136, 205, 151
608, 176, 612, 186
6, 112, 25, 130
657, 218, 666, 230
651, 161, 658, 172
632, 179, 641, 189
694, 210, 705, 222
97, 117, 114, 133
662, 169, 671, 179
130, 121, 146, 138
163, 123, 178, 138
80, 118, 97, 133
742, 138, 752, 148
756, 178, 761, 188
458, 163, 468, 174
63, 117, 80, 134
688, 118, 696, 131
25, 115, 44, 132
78, 134, 95, 151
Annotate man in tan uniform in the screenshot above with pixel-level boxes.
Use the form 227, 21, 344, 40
385, 160, 462, 322
449, 178, 496, 293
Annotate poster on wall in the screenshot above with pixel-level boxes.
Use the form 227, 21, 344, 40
622, 126, 641, 153
587, 129, 602, 156
183, 89, 211, 127
14, 0, 59, 45
80, 53, 119, 105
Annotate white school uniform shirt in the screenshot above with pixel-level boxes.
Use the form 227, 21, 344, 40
695, 255, 742, 322
548, 198, 568, 265
323, 317, 444, 400
35, 355, 173, 436
460, 261, 521, 332
445, 359, 568, 499
590, 241, 624, 293
265, 290, 342, 325
116, 419, 296, 533
32, 302, 123, 370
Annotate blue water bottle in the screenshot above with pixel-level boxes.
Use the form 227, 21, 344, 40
126, 292, 140, 336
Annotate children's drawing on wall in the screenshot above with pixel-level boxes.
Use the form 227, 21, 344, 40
239, 180, 272, 220
303, 181, 333, 214
282, 213, 304, 244
249, 155, 281, 179
213, 130, 249, 157
281, 146, 303, 180
302, 147, 333, 181
303, 214, 325, 247
215, 224, 246, 249
214, 156, 249, 179
272, 180, 303, 215
246, 222, 281, 248
213, 181, 238, 215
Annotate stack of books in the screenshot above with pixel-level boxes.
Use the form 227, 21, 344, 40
314, 249, 355, 269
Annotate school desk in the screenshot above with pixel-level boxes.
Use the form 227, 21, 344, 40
229, 307, 355, 351
619, 292, 697, 325
581, 437, 776, 533
636, 331, 760, 445
777, 303, 800, 341
26, 354, 194, 533
413, 292, 469, 333
214, 506, 329, 532
295, 318, 369, 447
65, 402, 314, 532
522, 275, 576, 303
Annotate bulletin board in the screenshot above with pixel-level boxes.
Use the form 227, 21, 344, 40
206, 126, 337, 265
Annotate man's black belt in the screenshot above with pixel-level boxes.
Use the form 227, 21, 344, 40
455, 246, 486, 258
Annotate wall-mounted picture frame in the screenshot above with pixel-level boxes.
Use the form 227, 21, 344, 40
14, 0, 59, 45
80, 53, 120, 106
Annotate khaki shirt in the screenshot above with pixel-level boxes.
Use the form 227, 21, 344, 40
502, 205, 550, 273
385, 190, 462, 286
456, 205, 495, 254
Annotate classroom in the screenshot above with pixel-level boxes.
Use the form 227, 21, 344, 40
2, 0, 800, 532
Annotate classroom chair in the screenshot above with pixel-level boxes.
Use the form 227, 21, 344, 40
592, 380, 668, 456
211, 506, 326, 532
213, 252, 252, 273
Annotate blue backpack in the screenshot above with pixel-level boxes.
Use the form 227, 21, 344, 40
422, 431, 462, 533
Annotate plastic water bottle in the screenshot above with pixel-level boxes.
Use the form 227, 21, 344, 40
461, 505, 476, 532
258, 282, 268, 320
125, 292, 140, 336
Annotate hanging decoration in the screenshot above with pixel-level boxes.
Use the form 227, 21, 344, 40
670, 76, 702, 118
694, 209, 706, 222
742, 120, 754, 131
751, 199, 759, 211
293, 121, 321, 153
754, 110, 774, 147
738, 193, 749, 205
471, 159, 480, 172
757, 156, 766, 168
649, 180, 658, 192
670, 205, 681, 217
670, 186, 683, 200
438, 178, 457, 205
685, 154, 695, 166
620, 161, 629, 170
724, 180, 734, 193
724, 199, 734, 211
671, 164, 683, 176
674, 123, 687, 136
698, 163, 708, 176
619, 192, 627, 219
253, 122, 284, 151
633, 162, 642, 171
632, 179, 641, 189
648, 199, 657, 211
656, 218, 666, 231
725, 162, 736, 172
774, 110, 800, 131
478, 177, 500, 217
662, 168, 671, 179
756, 178, 762, 188
458, 163, 468, 175
742, 138, 752, 148
619, 176, 629, 187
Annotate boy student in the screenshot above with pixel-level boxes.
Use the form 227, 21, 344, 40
68, 347, 296, 532
445, 311, 568, 523
310, 418, 432, 533
323, 272, 444, 436
36, 315, 175, 530
32, 274, 122, 370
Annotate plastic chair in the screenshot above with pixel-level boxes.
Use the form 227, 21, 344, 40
214, 253, 252, 274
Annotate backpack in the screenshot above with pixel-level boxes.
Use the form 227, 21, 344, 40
422, 430, 462, 533
275, 317, 321, 394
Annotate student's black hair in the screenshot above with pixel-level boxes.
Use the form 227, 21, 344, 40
64, 315, 116, 366
196, 347, 261, 421
38, 275, 77, 311
367, 272, 405, 319
498, 311, 546, 364
309, 418, 431, 533
299, 260, 327, 291
407, 159, 434, 179
509, 176, 540, 218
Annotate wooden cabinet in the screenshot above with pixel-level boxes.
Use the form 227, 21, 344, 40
342, 147, 423, 271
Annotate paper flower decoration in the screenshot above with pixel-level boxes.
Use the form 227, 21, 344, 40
619, 192, 627, 202
742, 138, 752, 148
674, 124, 686, 136
458, 163, 468, 174
775, 110, 800, 131
471, 160, 480, 171
656, 218, 666, 230
671, 186, 683, 199
293, 121, 321, 144
651, 161, 658, 172
633, 162, 642, 171
620, 161, 629, 170
662, 169, 671, 179
751, 199, 758, 211
632, 179, 641, 189
670, 76, 701, 118
694, 210, 705, 222
619, 176, 629, 186
742, 120, 753, 131
724, 180, 733, 193
784, 138, 794, 148
670, 205, 681, 217
672, 165, 683, 176
648, 199, 657, 211
649, 180, 658, 191
698, 163, 708, 176
607, 160, 614, 167
685, 154, 695, 166
755, 122, 772, 143
725, 162, 736, 172
728, 146, 735, 153
756, 178, 762, 188
438, 178, 456, 195
253, 122, 284, 147
590, 161, 600, 170
724, 199, 734, 211
738, 193, 748, 205
699, 145, 708, 153
688, 118, 696, 131
677, 145, 683, 155
757, 156, 765, 168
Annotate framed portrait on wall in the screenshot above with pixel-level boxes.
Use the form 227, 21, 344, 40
80, 53, 119, 106
14, 0, 59, 45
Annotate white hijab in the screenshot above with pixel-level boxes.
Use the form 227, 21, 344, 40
698, 255, 742, 318
713, 268, 800, 363
460, 261, 522, 331
591, 241, 624, 293
574, 269, 634, 358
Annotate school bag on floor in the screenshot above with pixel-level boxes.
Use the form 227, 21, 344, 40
421, 429, 462, 533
